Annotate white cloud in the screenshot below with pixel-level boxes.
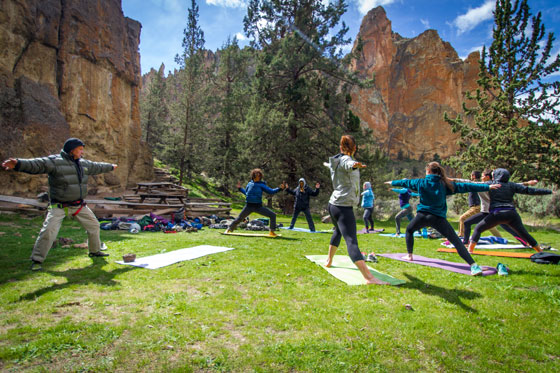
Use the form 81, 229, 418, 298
420, 18, 430, 29
355, 0, 397, 16
206, 0, 246, 8
453, 0, 494, 35
235, 32, 247, 41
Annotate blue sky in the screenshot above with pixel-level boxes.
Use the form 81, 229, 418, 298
122, 0, 560, 76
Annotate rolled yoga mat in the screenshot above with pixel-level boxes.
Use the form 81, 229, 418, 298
305, 255, 405, 285
437, 248, 533, 259
377, 253, 497, 276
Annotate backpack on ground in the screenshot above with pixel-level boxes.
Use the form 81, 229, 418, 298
530, 252, 560, 264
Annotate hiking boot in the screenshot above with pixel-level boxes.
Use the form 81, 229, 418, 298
88, 251, 109, 258
497, 263, 509, 276
366, 253, 378, 263
268, 231, 278, 238
30, 260, 42, 271
470, 263, 483, 276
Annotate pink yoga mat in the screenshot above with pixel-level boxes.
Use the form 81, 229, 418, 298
378, 253, 497, 276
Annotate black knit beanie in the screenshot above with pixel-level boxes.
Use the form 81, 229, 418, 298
63, 138, 85, 154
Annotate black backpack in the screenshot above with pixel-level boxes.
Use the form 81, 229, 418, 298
530, 252, 560, 264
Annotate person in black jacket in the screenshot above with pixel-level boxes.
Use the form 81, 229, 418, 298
283, 178, 320, 231
2, 138, 117, 271
469, 168, 553, 253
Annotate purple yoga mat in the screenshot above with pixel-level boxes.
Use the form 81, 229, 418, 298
378, 253, 497, 276
357, 228, 385, 234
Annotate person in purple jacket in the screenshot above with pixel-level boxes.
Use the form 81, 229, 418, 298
390, 185, 420, 236
225, 168, 285, 237
385, 162, 501, 276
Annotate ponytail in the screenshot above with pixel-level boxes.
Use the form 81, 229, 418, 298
427, 162, 454, 192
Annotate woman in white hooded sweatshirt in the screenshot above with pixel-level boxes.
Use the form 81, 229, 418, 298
324, 135, 385, 285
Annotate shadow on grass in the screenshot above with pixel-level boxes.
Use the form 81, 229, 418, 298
17, 257, 134, 301
509, 268, 560, 277
401, 273, 482, 313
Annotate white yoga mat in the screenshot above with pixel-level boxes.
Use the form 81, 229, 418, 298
116, 245, 235, 269
442, 242, 528, 250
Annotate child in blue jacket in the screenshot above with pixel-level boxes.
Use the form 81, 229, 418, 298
385, 162, 501, 276
226, 168, 284, 237
361, 182, 375, 232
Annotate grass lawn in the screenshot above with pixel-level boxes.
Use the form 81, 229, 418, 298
0, 211, 559, 372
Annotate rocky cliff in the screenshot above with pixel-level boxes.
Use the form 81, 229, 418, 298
350, 7, 479, 159
0, 0, 153, 197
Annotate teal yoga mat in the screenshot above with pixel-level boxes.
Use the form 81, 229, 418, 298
305, 255, 405, 286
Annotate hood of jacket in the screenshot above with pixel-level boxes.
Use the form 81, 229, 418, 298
298, 178, 307, 188
493, 168, 510, 183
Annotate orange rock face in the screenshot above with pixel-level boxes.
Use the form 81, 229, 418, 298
0, 0, 152, 196
350, 7, 479, 159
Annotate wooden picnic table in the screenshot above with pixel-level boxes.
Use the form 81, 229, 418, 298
137, 193, 188, 204
134, 182, 188, 195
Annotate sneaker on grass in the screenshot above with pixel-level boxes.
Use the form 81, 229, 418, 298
470, 263, 483, 276
366, 253, 378, 263
30, 260, 42, 271
497, 263, 509, 276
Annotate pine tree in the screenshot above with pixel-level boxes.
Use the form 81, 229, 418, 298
205, 38, 253, 195
445, 0, 560, 184
140, 64, 167, 154
242, 0, 374, 202
172, 0, 207, 185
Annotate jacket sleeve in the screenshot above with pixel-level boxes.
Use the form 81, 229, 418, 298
239, 185, 247, 196
262, 184, 281, 195
14, 157, 56, 175
391, 188, 407, 194
81, 160, 114, 175
512, 183, 552, 195
452, 182, 490, 194
339, 155, 357, 171
392, 179, 421, 190
309, 187, 320, 197
285, 188, 296, 196
411, 192, 420, 197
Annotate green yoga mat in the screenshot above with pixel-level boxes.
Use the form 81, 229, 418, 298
305, 255, 405, 286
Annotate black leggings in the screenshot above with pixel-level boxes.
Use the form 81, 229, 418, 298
229, 203, 276, 230
463, 212, 526, 245
328, 203, 364, 262
406, 211, 475, 265
289, 207, 315, 231
471, 209, 537, 247
363, 207, 374, 229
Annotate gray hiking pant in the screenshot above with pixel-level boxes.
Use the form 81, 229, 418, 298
395, 206, 414, 235
31, 205, 102, 263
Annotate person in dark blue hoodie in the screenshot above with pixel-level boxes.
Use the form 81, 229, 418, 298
225, 168, 285, 237
283, 178, 320, 231
385, 162, 501, 276
468, 168, 553, 254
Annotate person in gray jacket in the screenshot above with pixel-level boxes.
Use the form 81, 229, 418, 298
2, 138, 117, 271
323, 135, 385, 285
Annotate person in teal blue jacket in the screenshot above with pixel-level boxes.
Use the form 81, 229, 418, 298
360, 182, 375, 232
385, 161, 501, 276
